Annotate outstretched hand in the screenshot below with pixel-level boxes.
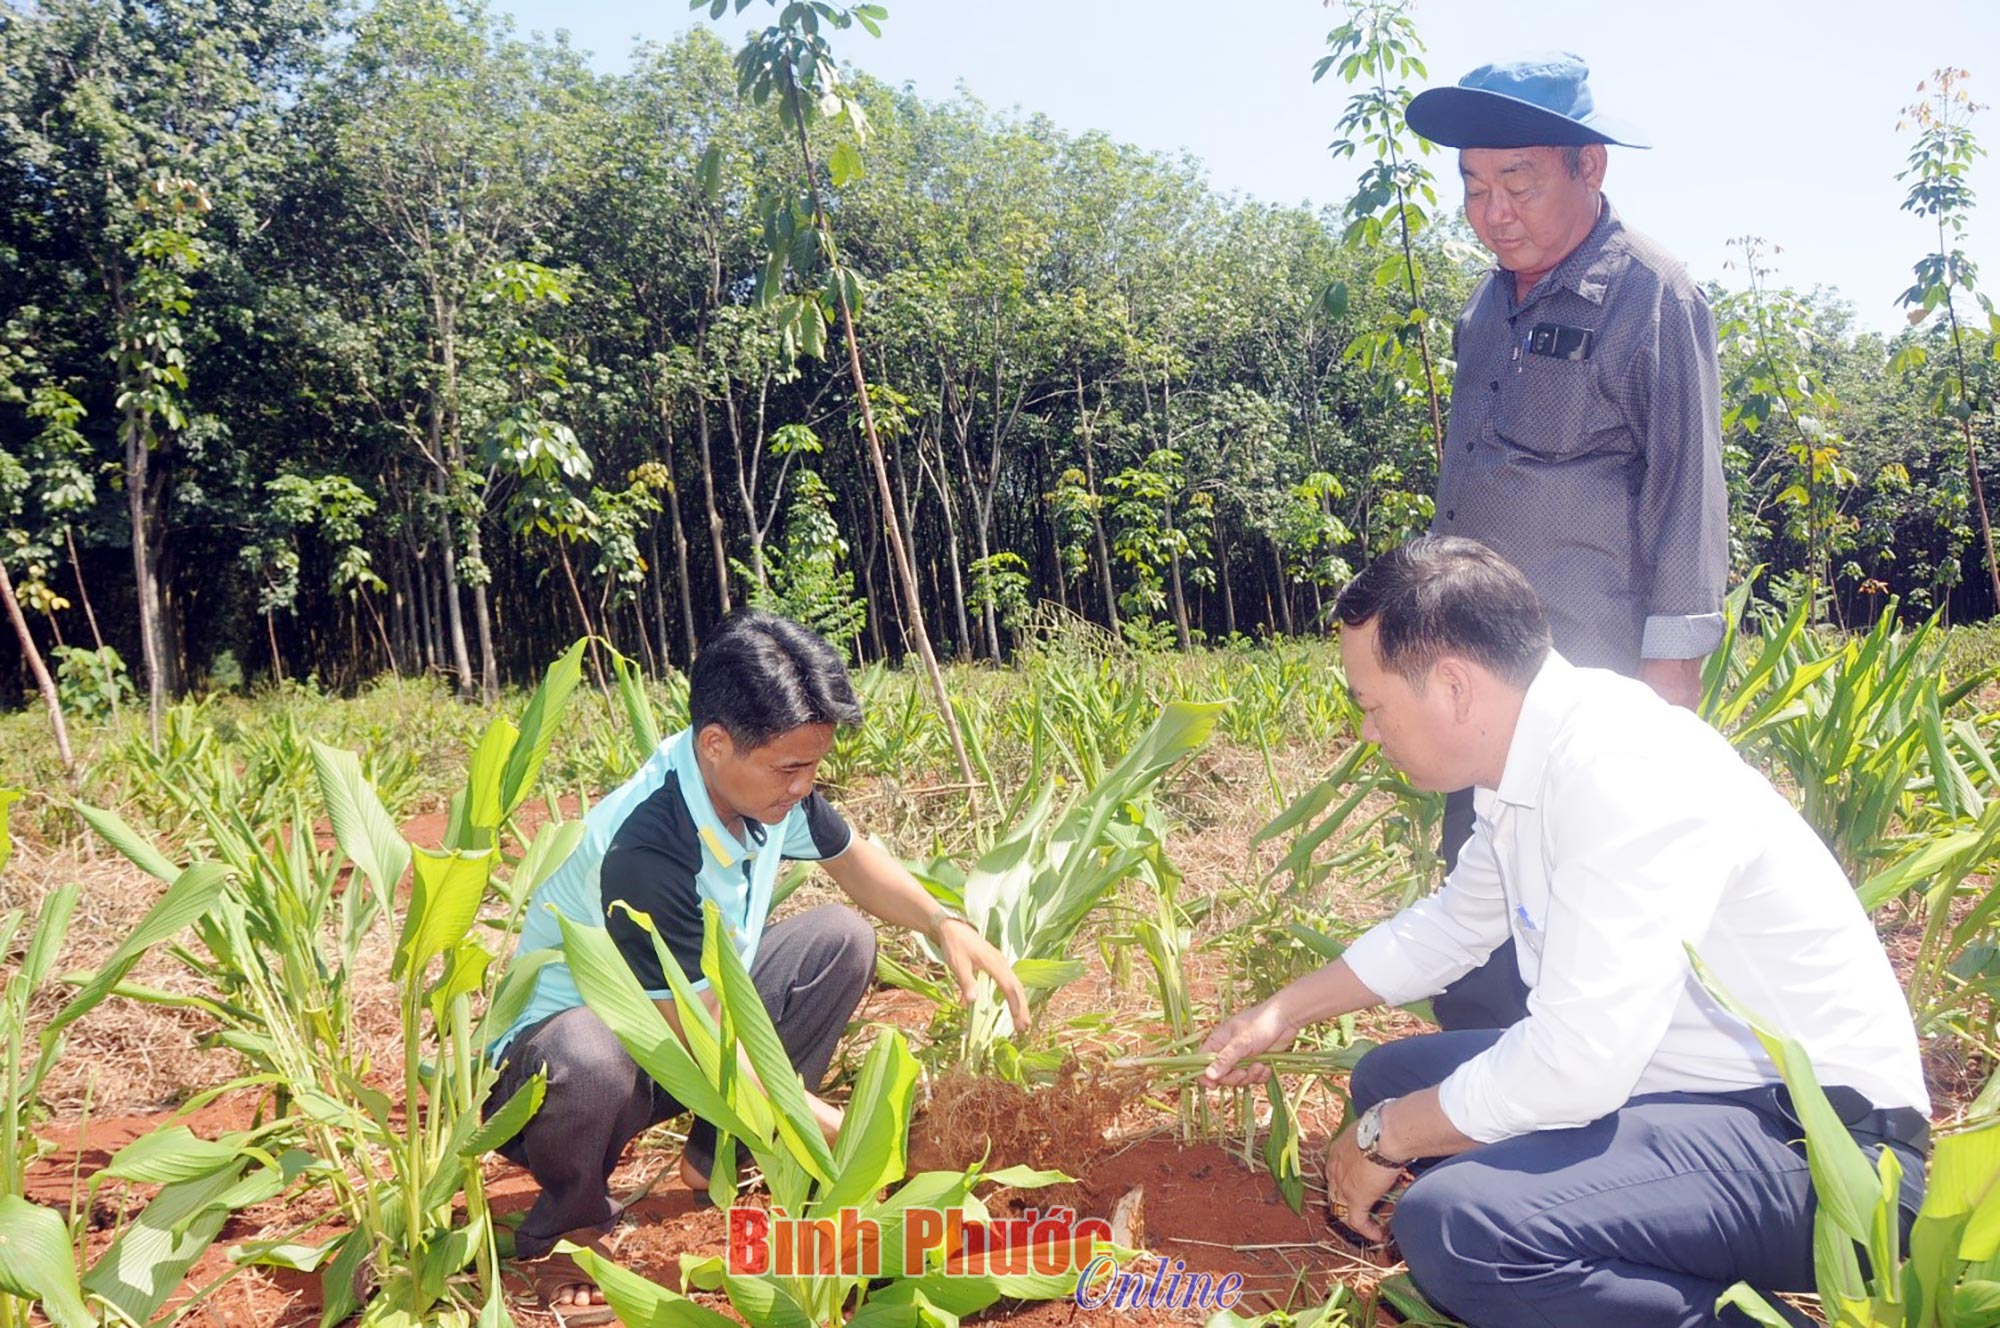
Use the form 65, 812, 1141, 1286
938, 917, 1032, 1033
1200, 1000, 1295, 1088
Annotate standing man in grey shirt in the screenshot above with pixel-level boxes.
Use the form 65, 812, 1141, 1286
1402, 53, 1727, 1030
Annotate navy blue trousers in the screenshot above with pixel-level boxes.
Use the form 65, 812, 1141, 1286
1349, 1031, 1926, 1328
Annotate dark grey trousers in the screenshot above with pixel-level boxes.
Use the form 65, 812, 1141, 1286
1429, 786, 1532, 1032
491, 902, 877, 1259
1348, 1031, 1927, 1328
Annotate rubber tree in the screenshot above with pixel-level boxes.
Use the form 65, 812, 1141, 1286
1894, 68, 2000, 611
0, 0, 326, 739
1317, 0, 1447, 464
322, 0, 592, 699
698, 0, 976, 789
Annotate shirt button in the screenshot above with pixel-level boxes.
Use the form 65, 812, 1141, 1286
1445, 509, 1456, 521
1465, 441, 1475, 453
1489, 380, 1499, 391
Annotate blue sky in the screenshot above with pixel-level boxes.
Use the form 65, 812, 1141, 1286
496, 0, 1999, 337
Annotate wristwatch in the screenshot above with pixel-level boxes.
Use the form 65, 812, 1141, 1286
1354, 1097, 1404, 1170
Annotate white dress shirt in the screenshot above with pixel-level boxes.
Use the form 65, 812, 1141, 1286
1341, 652, 1929, 1144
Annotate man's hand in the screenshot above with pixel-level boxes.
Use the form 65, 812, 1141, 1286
1200, 999, 1295, 1088
937, 917, 1031, 1034
1637, 656, 1704, 710
1324, 1127, 1402, 1242
820, 836, 1032, 1032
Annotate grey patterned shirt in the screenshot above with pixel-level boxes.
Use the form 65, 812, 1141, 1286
1434, 197, 1726, 674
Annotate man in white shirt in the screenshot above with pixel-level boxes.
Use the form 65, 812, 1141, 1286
1203, 536, 1928, 1327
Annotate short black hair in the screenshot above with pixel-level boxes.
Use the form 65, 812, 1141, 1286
687, 609, 864, 749
1334, 536, 1551, 689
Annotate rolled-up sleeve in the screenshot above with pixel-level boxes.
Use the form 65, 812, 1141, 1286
1342, 812, 1512, 1008
1634, 288, 1727, 661
1435, 753, 1730, 1142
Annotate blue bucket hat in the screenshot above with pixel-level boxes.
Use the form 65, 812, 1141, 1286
1405, 53, 1649, 150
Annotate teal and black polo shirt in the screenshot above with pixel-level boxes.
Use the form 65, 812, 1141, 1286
493, 725, 852, 1056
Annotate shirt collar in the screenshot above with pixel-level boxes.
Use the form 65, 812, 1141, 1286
668, 727, 760, 868
1490, 651, 1576, 809
1507, 195, 1623, 310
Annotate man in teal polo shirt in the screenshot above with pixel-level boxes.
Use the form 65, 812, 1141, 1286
491, 610, 1027, 1318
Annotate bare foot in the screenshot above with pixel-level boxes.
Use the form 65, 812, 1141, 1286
528, 1234, 617, 1324
680, 1152, 708, 1193
546, 1280, 608, 1310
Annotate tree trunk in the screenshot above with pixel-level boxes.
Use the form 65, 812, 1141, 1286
390, 549, 412, 668
724, 380, 769, 588
1, 556, 72, 769
403, 557, 418, 671
944, 381, 1008, 661
1164, 499, 1192, 650
944, 432, 1001, 659
426, 549, 446, 672
963, 482, 1000, 660
467, 528, 499, 701
1077, 375, 1118, 633
431, 285, 496, 697
1961, 419, 2000, 613
854, 488, 887, 663
825, 272, 974, 790
435, 475, 477, 695
633, 593, 659, 677
1031, 440, 1063, 621
556, 542, 612, 695
694, 398, 732, 616
1215, 510, 1237, 638
781, 92, 965, 768
1270, 539, 1295, 636
431, 290, 483, 696
419, 545, 443, 673
360, 587, 399, 679
345, 607, 360, 690
657, 419, 700, 663
65, 528, 105, 654
155, 488, 187, 691
891, 420, 921, 575
1158, 370, 1191, 650
266, 610, 285, 684
922, 436, 972, 659
646, 524, 671, 670
555, 542, 597, 643
410, 545, 429, 668
122, 399, 167, 744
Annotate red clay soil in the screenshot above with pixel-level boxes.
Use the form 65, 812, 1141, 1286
17, 802, 1379, 1324
23, 1092, 327, 1327
22, 879, 1959, 1328
23, 1100, 1374, 1327
34, 786, 1964, 1326
1065, 1134, 1374, 1311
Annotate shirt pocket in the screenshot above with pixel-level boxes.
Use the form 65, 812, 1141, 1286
1491, 351, 1623, 461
